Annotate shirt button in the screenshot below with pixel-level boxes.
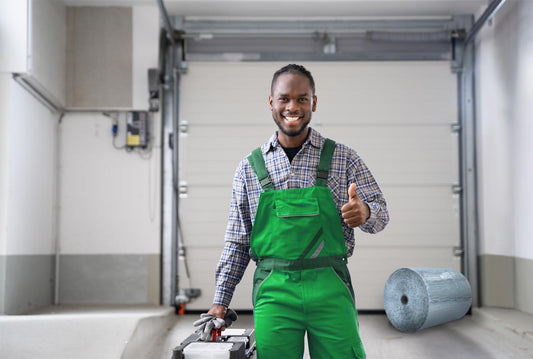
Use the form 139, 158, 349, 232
290, 172, 295, 176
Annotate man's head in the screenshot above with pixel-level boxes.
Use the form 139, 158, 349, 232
269, 64, 317, 147
270, 64, 316, 96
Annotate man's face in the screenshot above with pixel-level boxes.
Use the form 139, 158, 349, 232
269, 73, 317, 142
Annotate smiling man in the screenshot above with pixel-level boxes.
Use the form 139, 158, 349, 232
197, 64, 389, 359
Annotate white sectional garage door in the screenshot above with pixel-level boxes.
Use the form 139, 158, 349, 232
179, 61, 460, 310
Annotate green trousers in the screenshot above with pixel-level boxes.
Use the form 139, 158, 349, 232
253, 264, 365, 359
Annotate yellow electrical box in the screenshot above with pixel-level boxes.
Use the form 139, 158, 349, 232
126, 111, 148, 148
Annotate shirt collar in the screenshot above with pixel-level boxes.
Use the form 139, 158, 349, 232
263, 127, 322, 154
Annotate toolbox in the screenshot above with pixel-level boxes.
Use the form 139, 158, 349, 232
171, 328, 256, 359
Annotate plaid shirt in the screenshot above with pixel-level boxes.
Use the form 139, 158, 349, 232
213, 128, 389, 307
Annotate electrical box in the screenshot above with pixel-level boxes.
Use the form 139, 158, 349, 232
126, 111, 148, 148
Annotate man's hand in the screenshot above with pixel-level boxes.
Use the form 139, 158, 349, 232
207, 304, 227, 320
193, 305, 239, 341
341, 183, 370, 228
208, 305, 238, 329
193, 305, 227, 341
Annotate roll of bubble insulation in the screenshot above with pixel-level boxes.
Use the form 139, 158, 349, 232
384, 268, 472, 332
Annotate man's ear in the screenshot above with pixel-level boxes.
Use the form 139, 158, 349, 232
268, 95, 273, 110
312, 95, 317, 112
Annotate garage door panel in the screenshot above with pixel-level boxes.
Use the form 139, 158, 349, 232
181, 62, 457, 126
318, 125, 459, 185
355, 185, 461, 247
180, 186, 232, 247
311, 61, 457, 125
180, 62, 285, 126
182, 124, 459, 186
181, 185, 459, 248
184, 246, 461, 311
181, 125, 273, 186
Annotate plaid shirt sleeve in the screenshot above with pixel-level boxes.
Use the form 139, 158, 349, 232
213, 159, 253, 307
330, 142, 390, 256
345, 146, 389, 234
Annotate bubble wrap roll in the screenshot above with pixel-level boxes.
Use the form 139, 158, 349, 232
384, 268, 472, 332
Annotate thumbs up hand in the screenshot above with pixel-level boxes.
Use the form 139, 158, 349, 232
341, 183, 370, 228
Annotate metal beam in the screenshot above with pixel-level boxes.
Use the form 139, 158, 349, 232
186, 51, 451, 62
160, 18, 177, 307
465, 0, 507, 45
156, 0, 176, 46
160, 14, 188, 308
12, 74, 63, 114
182, 18, 457, 36
180, 18, 464, 62
453, 14, 480, 307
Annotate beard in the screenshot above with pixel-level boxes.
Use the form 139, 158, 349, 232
273, 113, 311, 138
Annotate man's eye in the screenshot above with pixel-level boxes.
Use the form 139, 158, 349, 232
298, 98, 308, 102
279, 97, 288, 102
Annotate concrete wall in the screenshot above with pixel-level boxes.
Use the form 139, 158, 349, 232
66, 6, 132, 108
0, 0, 65, 315
58, 5, 161, 305
476, 0, 533, 314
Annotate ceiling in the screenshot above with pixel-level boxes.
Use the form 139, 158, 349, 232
63, 0, 489, 18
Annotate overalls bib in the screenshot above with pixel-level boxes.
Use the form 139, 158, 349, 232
248, 139, 366, 359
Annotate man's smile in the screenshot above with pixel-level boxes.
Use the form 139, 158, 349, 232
284, 115, 301, 122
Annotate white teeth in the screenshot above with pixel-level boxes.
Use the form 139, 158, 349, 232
285, 116, 299, 122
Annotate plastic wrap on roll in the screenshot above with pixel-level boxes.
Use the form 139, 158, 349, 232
384, 268, 472, 332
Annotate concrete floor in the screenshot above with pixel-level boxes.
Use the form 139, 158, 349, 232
1, 306, 532, 359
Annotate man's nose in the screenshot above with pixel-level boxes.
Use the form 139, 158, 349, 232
286, 99, 298, 112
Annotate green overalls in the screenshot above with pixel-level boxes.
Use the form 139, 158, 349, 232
247, 139, 366, 359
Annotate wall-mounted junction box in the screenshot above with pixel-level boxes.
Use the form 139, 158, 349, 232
126, 111, 148, 148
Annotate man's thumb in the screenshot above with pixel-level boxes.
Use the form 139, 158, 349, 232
348, 183, 357, 200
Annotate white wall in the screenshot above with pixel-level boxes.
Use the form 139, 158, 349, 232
0, 0, 66, 313
476, 0, 533, 261
476, 0, 533, 313
0, 74, 11, 254
0, 0, 64, 256
59, 113, 161, 254
28, 0, 67, 106
0, 1, 28, 73
5, 79, 58, 255
132, 5, 159, 109
0, 63, 59, 314
59, 5, 160, 256
511, 1, 533, 261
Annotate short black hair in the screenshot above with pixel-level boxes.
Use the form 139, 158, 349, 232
271, 64, 316, 95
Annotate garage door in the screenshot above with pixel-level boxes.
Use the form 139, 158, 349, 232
179, 61, 460, 310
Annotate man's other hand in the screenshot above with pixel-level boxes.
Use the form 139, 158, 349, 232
341, 183, 370, 228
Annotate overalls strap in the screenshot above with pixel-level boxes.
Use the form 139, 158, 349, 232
248, 138, 335, 190
316, 138, 336, 187
248, 148, 275, 191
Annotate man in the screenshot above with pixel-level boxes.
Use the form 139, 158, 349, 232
197, 64, 389, 358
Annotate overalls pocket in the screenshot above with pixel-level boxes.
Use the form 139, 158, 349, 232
252, 267, 273, 306
272, 198, 321, 258
330, 264, 356, 303
352, 344, 366, 359
275, 198, 319, 217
